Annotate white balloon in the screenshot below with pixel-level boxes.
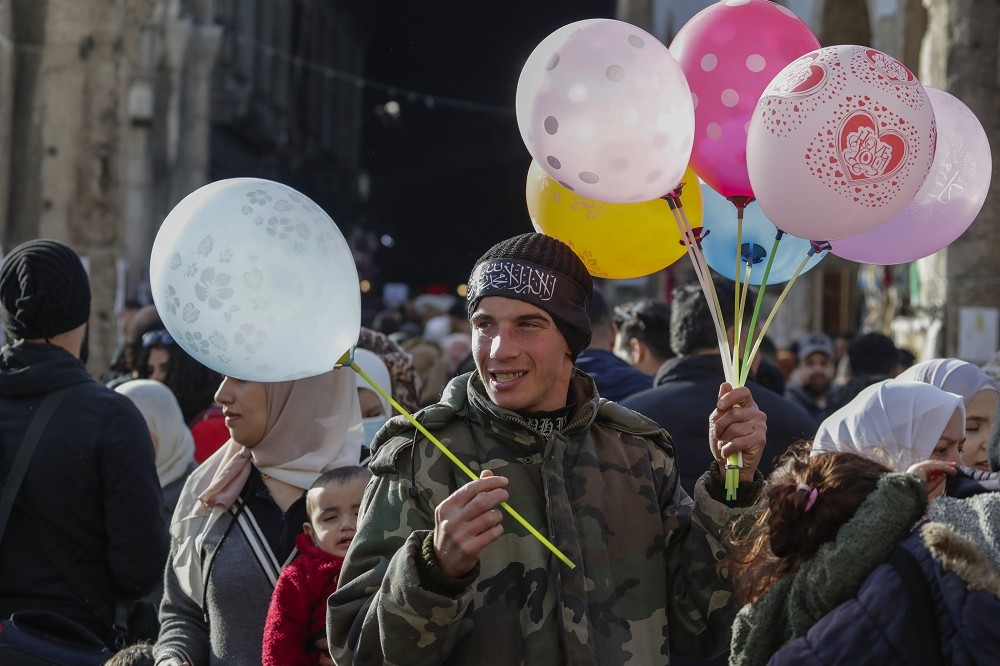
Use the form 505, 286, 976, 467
149, 178, 361, 382
516, 19, 695, 203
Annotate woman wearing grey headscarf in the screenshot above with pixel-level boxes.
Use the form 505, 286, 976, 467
897, 358, 1000, 471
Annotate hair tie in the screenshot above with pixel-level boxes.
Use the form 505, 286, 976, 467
796, 483, 820, 513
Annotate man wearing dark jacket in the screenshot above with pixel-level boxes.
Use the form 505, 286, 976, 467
622, 278, 817, 497
574, 288, 653, 402
0, 239, 168, 649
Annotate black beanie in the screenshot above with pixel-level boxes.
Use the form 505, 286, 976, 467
467, 233, 593, 358
0, 239, 91, 340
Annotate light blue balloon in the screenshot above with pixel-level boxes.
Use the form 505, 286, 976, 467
699, 183, 827, 286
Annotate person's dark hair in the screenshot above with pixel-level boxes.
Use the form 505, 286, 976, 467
135, 336, 222, 424
895, 347, 917, 373
754, 359, 786, 395
371, 308, 402, 336
306, 466, 373, 514
104, 641, 154, 666
725, 445, 890, 605
847, 332, 897, 376
124, 305, 164, 373
615, 299, 673, 361
670, 276, 752, 356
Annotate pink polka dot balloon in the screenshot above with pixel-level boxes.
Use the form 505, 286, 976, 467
516, 19, 694, 203
670, 0, 820, 200
746, 45, 937, 240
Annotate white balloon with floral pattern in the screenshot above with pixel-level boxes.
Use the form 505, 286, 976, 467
150, 178, 360, 382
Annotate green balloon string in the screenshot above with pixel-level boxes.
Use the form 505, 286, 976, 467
739, 233, 782, 387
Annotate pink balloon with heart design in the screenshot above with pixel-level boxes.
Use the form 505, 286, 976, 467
747, 44, 936, 240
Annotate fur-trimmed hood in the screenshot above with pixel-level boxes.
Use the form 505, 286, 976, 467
926, 492, 1000, 597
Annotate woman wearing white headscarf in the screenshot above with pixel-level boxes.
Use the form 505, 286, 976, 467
115, 379, 197, 518
352, 348, 393, 461
811, 379, 966, 481
154, 368, 363, 666
897, 358, 1000, 471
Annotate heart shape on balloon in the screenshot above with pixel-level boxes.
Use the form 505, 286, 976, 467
839, 110, 908, 182
864, 48, 916, 84
775, 52, 826, 97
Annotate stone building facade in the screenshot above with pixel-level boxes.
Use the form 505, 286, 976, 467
0, 0, 365, 376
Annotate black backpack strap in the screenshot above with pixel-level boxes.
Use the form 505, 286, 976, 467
887, 544, 945, 665
0, 386, 73, 541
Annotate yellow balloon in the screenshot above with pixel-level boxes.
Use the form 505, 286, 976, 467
526, 161, 702, 279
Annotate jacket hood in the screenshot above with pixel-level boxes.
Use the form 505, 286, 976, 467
0, 340, 93, 398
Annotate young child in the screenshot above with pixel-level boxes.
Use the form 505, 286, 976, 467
725, 445, 1000, 665
262, 466, 371, 666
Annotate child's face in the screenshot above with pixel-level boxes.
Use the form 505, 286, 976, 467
303, 477, 368, 558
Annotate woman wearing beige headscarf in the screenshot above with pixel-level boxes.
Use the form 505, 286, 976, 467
154, 368, 363, 666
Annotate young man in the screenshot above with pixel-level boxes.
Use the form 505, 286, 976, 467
327, 233, 768, 665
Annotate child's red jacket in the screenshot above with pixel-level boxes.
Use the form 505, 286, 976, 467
262, 531, 345, 666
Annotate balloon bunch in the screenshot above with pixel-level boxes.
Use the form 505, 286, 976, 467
516, 3, 992, 498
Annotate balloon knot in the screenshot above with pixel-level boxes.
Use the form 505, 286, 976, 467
809, 240, 832, 255
741, 242, 767, 265
679, 227, 710, 250
728, 195, 756, 211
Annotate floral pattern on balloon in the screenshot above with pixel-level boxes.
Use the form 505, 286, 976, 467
747, 45, 937, 241
150, 178, 361, 382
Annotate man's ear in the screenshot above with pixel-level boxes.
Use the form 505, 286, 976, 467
629, 337, 644, 363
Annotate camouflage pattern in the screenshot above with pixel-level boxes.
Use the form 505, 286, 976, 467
327, 369, 761, 665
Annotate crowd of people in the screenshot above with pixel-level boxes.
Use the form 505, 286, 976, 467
1, 234, 999, 665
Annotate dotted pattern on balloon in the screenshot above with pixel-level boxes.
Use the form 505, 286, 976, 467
668, 0, 821, 199
150, 178, 361, 382
516, 19, 694, 204
525, 160, 697, 279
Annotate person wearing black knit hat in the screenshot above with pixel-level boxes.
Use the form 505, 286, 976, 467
0, 239, 168, 651
329, 232, 771, 665
0, 238, 92, 346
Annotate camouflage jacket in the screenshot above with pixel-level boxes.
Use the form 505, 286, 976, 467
327, 370, 761, 665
